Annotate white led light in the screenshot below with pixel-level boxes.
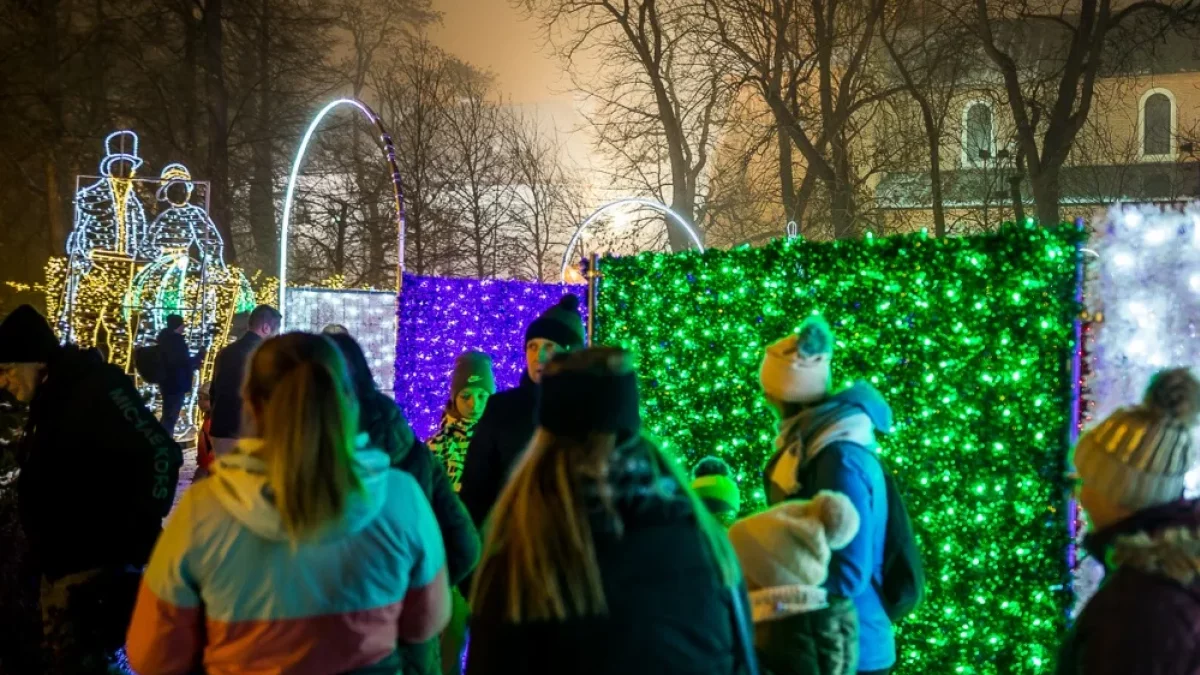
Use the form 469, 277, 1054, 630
1114, 252, 1135, 268
1146, 227, 1170, 245
286, 288, 397, 393
1123, 211, 1143, 228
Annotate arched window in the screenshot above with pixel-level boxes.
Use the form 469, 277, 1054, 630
962, 102, 994, 166
1140, 89, 1176, 160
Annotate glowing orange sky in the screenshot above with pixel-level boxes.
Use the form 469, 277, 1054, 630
430, 0, 572, 105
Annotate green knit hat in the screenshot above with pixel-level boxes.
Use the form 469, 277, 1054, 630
691, 456, 741, 523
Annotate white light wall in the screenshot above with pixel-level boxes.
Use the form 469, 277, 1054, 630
286, 288, 397, 396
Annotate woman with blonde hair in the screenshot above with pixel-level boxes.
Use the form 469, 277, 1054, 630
126, 333, 451, 674
467, 347, 756, 675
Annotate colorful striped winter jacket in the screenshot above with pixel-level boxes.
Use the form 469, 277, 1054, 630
125, 437, 450, 675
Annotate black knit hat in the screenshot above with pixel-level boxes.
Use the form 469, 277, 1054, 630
0, 305, 60, 364
539, 347, 640, 439
525, 295, 585, 350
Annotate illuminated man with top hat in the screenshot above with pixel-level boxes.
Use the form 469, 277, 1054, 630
58, 130, 149, 369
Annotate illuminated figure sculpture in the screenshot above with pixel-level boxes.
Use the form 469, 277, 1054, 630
141, 163, 226, 265
124, 164, 253, 434
58, 130, 149, 368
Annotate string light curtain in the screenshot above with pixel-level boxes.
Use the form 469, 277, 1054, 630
1077, 203, 1200, 612
395, 274, 586, 440
594, 223, 1083, 675
286, 288, 399, 395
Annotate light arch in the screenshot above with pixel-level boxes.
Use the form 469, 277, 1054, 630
279, 98, 405, 329
559, 197, 704, 283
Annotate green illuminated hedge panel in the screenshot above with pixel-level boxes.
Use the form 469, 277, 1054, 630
593, 224, 1081, 675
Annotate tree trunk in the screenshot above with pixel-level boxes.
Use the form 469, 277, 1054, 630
919, 105, 946, 238
39, 0, 66, 256
203, 0, 235, 261
248, 0, 274, 270
794, 171, 817, 236
45, 157, 65, 255
181, 4, 199, 161
830, 133, 856, 239
778, 126, 798, 223
1031, 167, 1062, 227
668, 179, 696, 250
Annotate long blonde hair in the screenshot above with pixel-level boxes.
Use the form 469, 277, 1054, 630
469, 352, 740, 623
243, 332, 363, 541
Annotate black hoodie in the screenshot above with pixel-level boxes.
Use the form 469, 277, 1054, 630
17, 346, 182, 579
459, 373, 539, 529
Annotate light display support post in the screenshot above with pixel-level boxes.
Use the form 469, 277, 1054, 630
560, 197, 705, 284
279, 98, 406, 329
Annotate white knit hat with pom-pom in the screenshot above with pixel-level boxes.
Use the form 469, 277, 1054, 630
761, 316, 834, 404
728, 491, 860, 592
1074, 367, 1200, 511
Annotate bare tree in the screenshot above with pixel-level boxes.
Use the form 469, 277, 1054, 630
504, 113, 587, 281
965, 0, 1200, 226
520, 0, 731, 250
372, 36, 458, 276
879, 0, 974, 237
704, 0, 897, 238
441, 66, 516, 278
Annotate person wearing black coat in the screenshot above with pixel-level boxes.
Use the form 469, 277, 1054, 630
329, 333, 482, 675
0, 305, 183, 674
466, 348, 755, 675
208, 304, 279, 455
459, 295, 585, 529
156, 314, 203, 434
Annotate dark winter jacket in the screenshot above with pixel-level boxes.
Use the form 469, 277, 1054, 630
1058, 499, 1200, 675
459, 373, 538, 529
156, 328, 201, 395
361, 390, 481, 584
209, 331, 262, 438
360, 390, 482, 675
764, 382, 893, 672
755, 598, 858, 675
466, 442, 749, 675
17, 346, 182, 580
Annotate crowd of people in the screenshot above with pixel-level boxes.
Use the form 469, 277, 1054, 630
0, 294, 1198, 675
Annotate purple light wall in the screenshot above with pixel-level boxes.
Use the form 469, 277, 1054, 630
395, 273, 586, 440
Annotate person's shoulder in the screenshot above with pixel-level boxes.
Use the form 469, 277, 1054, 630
818, 441, 883, 474
1075, 573, 1200, 665
486, 385, 534, 413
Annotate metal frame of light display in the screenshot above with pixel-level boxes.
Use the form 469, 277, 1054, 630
1074, 202, 1200, 613
286, 287, 399, 395
559, 197, 705, 283
279, 98, 406, 329
593, 223, 1084, 674
395, 273, 586, 440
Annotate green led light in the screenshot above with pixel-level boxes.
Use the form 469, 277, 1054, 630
594, 223, 1081, 674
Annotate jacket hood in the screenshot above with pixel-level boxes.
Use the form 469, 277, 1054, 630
823, 381, 893, 432
209, 433, 393, 541
1086, 499, 1200, 586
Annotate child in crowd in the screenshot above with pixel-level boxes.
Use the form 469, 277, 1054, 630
126, 333, 451, 674
692, 455, 742, 528
730, 491, 861, 675
1059, 368, 1200, 675
429, 351, 495, 492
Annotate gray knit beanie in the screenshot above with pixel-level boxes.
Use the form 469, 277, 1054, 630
1074, 368, 1200, 511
